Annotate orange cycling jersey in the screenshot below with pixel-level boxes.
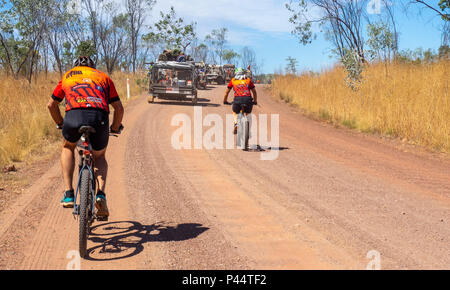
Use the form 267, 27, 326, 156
52, 66, 120, 112
227, 78, 255, 98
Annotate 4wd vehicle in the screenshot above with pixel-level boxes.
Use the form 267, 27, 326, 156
148, 61, 198, 104
194, 62, 207, 90
206, 65, 225, 85
223, 64, 236, 83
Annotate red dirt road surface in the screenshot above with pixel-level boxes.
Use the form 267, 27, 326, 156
0, 85, 449, 269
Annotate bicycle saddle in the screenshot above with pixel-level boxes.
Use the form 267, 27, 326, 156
78, 126, 96, 134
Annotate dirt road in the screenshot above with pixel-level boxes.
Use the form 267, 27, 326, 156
0, 85, 449, 270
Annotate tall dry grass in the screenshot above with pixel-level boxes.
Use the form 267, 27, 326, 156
110, 70, 148, 105
0, 71, 147, 168
272, 61, 449, 152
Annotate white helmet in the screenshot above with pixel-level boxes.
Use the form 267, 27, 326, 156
234, 68, 247, 80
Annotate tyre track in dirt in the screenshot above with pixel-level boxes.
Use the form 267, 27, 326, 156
124, 102, 252, 269
122, 96, 344, 269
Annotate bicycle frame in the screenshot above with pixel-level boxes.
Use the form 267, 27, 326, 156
72, 134, 96, 220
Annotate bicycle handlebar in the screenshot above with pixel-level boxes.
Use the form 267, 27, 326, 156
110, 124, 124, 135
56, 123, 124, 137
224, 101, 258, 106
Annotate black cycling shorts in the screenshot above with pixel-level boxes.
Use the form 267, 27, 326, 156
62, 109, 109, 151
232, 96, 253, 114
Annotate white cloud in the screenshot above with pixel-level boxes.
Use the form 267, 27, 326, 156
149, 0, 293, 34
146, 0, 326, 46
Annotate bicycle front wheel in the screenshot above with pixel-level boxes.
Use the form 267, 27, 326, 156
78, 168, 91, 258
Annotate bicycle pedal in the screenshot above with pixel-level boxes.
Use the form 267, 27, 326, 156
96, 216, 109, 222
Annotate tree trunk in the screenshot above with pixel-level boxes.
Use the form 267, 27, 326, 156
0, 34, 18, 79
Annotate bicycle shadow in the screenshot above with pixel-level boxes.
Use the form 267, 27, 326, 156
154, 98, 220, 107
259, 146, 290, 151
85, 221, 209, 261
198, 86, 215, 91
243, 145, 290, 152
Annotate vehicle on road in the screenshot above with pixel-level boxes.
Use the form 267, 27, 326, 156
223, 64, 236, 83
149, 61, 198, 104
206, 65, 225, 85
194, 62, 207, 90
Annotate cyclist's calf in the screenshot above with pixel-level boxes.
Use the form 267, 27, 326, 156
92, 149, 108, 192
61, 140, 77, 191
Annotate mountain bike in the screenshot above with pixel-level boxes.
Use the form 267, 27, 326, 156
236, 103, 251, 151
72, 125, 122, 258
225, 101, 256, 151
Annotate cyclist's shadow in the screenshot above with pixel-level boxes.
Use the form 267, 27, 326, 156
85, 221, 208, 261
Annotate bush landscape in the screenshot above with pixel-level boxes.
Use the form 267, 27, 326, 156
272, 60, 449, 152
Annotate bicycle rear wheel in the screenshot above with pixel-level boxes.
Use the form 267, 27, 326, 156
236, 113, 250, 151
78, 168, 92, 258
244, 116, 250, 151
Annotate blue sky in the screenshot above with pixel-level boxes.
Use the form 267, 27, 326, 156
149, 0, 447, 74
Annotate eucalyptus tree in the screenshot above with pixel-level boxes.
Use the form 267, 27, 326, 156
125, 0, 156, 72
0, 0, 51, 81
144, 6, 197, 53
286, 0, 368, 61
205, 28, 228, 64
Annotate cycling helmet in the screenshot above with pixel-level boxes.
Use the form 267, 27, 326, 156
74, 56, 96, 69
235, 67, 245, 75
234, 67, 247, 80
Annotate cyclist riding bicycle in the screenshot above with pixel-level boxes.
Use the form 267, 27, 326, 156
47, 56, 124, 218
223, 68, 258, 134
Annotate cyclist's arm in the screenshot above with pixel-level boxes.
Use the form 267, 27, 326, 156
48, 81, 65, 126
107, 78, 124, 132
251, 87, 258, 104
47, 98, 64, 126
224, 80, 233, 103
223, 87, 232, 104
110, 100, 124, 132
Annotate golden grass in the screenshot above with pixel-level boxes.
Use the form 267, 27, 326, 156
110, 70, 148, 105
272, 61, 450, 152
0, 71, 147, 168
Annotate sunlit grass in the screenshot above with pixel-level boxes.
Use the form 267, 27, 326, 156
272, 61, 450, 152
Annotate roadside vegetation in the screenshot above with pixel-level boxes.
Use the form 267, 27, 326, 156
279, 0, 449, 152
272, 60, 449, 152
